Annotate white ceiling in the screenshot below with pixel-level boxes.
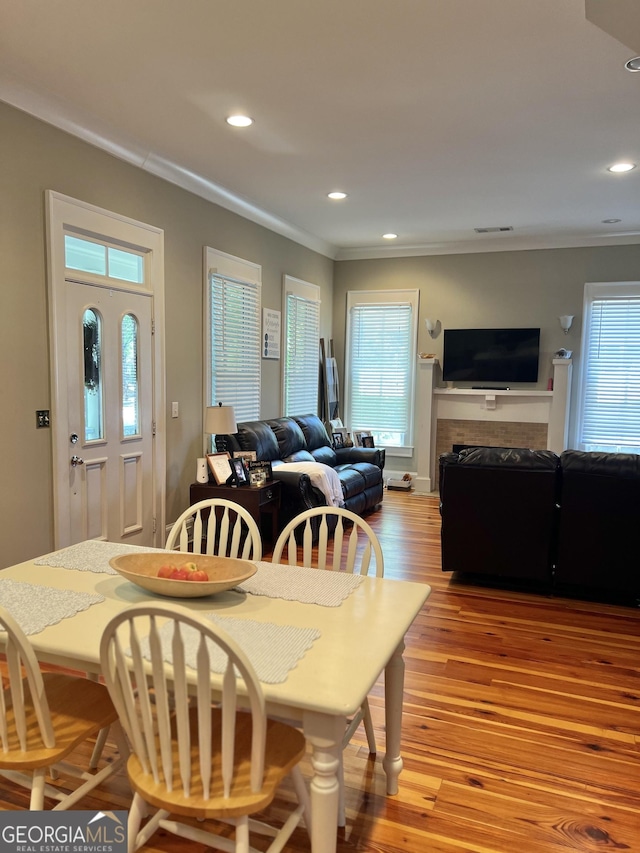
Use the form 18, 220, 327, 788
1, 0, 639, 260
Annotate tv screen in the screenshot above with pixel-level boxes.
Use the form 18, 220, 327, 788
442, 328, 540, 384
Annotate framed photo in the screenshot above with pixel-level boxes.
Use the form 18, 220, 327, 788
361, 434, 375, 448
332, 431, 345, 449
354, 430, 372, 448
248, 460, 273, 484
206, 451, 232, 485
233, 450, 257, 464
230, 457, 249, 486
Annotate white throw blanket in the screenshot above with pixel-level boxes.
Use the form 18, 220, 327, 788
278, 461, 345, 507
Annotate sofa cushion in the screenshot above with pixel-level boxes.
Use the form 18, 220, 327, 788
293, 414, 332, 451
268, 417, 307, 458
346, 461, 383, 488
283, 449, 315, 463
236, 420, 280, 461
311, 445, 338, 467
336, 466, 366, 499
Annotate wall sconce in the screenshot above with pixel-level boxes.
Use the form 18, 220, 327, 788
558, 315, 574, 335
425, 318, 438, 338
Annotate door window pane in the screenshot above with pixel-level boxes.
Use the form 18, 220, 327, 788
66, 236, 107, 276
109, 247, 144, 284
122, 314, 140, 437
83, 308, 103, 441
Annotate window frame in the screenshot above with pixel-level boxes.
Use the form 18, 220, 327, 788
344, 289, 419, 456
576, 280, 640, 453
282, 275, 321, 417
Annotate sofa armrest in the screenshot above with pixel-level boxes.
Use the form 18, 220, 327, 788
335, 446, 386, 469
271, 468, 327, 526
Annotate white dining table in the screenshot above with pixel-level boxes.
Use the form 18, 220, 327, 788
0, 542, 431, 853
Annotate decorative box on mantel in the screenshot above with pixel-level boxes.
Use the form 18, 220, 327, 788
413, 357, 572, 494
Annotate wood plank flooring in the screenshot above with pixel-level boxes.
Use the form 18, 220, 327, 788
2, 490, 639, 851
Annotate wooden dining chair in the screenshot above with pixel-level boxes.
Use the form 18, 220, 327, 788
0, 605, 128, 810
99, 601, 310, 853
165, 498, 262, 561
271, 505, 384, 826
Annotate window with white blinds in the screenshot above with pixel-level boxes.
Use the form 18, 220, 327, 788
206, 270, 261, 425
283, 276, 320, 416
345, 290, 419, 452
578, 281, 640, 453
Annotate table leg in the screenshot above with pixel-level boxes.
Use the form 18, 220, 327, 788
303, 710, 345, 853
382, 638, 406, 795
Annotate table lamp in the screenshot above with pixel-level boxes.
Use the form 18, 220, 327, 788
205, 403, 237, 450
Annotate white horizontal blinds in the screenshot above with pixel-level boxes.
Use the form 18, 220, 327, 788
580, 293, 640, 451
349, 301, 412, 443
284, 291, 320, 415
208, 273, 261, 423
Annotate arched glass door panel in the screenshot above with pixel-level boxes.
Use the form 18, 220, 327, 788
121, 313, 140, 437
83, 308, 103, 442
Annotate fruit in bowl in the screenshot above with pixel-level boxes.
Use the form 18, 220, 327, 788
157, 562, 209, 582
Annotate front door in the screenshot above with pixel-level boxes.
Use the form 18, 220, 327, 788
47, 191, 165, 549
64, 281, 154, 544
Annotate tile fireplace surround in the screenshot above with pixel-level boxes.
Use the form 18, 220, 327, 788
414, 358, 573, 493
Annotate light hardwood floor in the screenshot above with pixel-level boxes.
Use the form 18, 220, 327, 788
2, 490, 639, 851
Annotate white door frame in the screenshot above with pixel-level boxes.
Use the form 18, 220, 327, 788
45, 190, 166, 548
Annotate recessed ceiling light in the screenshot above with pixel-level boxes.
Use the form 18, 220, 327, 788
608, 162, 636, 173
226, 115, 253, 127
382, 233, 398, 240
602, 218, 622, 224
327, 191, 348, 200
625, 56, 640, 72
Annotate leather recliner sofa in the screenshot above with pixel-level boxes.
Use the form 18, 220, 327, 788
216, 414, 385, 528
439, 446, 640, 601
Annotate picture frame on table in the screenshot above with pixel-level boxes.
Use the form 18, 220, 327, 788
354, 430, 372, 448
361, 434, 375, 448
332, 427, 348, 449
248, 459, 273, 486
206, 451, 232, 485
233, 450, 257, 465
230, 457, 249, 486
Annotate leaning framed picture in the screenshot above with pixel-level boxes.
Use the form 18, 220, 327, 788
206, 451, 232, 485
361, 434, 375, 448
332, 431, 345, 449
354, 430, 372, 448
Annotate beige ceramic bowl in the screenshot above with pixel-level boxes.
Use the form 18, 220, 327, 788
109, 552, 257, 598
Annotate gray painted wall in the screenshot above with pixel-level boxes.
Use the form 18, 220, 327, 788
0, 101, 333, 568
333, 247, 640, 470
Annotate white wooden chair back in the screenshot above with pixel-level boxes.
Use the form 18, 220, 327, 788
99, 602, 267, 800
165, 498, 262, 561
0, 607, 54, 753
272, 506, 384, 577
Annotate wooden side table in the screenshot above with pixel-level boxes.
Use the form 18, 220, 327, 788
189, 480, 281, 543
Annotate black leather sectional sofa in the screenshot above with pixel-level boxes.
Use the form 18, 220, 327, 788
216, 414, 385, 529
439, 446, 640, 602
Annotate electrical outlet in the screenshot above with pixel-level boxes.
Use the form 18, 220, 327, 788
171, 402, 179, 418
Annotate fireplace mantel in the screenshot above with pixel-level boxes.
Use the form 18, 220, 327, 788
414, 358, 572, 493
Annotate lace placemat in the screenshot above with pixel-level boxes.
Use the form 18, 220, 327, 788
34, 540, 173, 574
0, 578, 105, 636
238, 561, 364, 606
137, 614, 321, 684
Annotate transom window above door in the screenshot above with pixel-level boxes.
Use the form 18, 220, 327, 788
65, 235, 145, 284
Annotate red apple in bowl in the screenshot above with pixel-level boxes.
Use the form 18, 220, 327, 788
189, 569, 209, 582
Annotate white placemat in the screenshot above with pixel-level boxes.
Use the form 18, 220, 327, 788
0, 579, 105, 636
238, 561, 364, 606
34, 540, 174, 574
138, 614, 321, 684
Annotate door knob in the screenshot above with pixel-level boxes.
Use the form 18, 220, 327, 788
70, 455, 84, 467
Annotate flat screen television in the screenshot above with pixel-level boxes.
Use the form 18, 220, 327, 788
442, 328, 540, 384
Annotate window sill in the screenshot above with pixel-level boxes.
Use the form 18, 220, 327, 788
380, 446, 414, 458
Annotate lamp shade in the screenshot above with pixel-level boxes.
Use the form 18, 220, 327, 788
205, 404, 237, 435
